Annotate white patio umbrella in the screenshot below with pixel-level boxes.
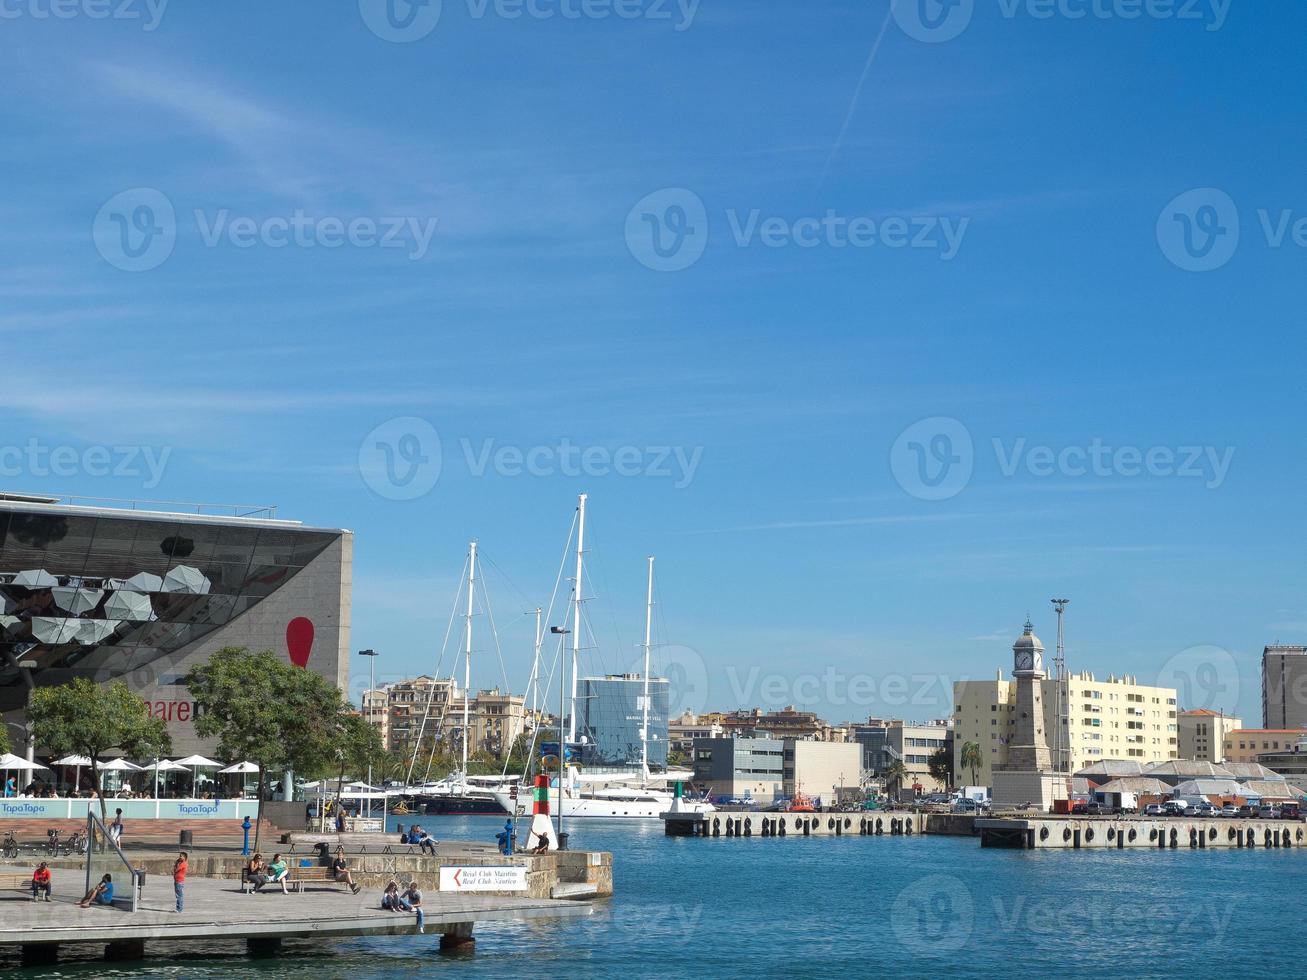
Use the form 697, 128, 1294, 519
75, 619, 120, 645
176, 754, 221, 798
104, 591, 155, 622
219, 760, 261, 797
123, 572, 163, 593
97, 759, 142, 771
96, 758, 142, 796
218, 761, 260, 773
144, 759, 190, 798
162, 565, 211, 595
52, 586, 104, 614
0, 753, 47, 796
11, 569, 57, 589
31, 616, 80, 645
54, 754, 92, 795
0, 753, 46, 770
0, 615, 21, 633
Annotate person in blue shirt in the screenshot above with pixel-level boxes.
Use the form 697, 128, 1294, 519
4, 776, 14, 798
78, 873, 113, 908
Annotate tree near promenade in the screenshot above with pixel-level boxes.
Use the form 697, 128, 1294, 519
960, 741, 983, 787
187, 646, 348, 853
881, 760, 907, 799
28, 678, 171, 820
0, 726, 10, 756
927, 747, 952, 790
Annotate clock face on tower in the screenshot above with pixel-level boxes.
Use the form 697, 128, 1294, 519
1015, 650, 1034, 672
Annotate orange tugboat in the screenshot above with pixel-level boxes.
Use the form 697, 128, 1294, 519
786, 792, 817, 813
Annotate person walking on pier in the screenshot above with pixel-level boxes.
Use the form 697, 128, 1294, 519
173, 851, 188, 913
109, 809, 124, 847
331, 846, 362, 895
402, 882, 424, 933
30, 862, 51, 902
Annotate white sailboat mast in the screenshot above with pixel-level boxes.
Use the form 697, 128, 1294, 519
569, 493, 587, 745
463, 540, 477, 778
642, 555, 654, 782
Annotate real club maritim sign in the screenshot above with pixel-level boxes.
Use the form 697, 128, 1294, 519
439, 866, 529, 892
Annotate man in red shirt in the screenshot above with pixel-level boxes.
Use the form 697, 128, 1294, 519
173, 851, 187, 913
31, 862, 51, 902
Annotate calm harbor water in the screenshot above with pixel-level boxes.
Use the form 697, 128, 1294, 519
3, 815, 1303, 978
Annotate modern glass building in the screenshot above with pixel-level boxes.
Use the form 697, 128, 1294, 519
0, 492, 351, 755
576, 674, 669, 769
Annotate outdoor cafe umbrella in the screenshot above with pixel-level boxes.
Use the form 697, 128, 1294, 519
11, 569, 57, 589
96, 758, 142, 794
75, 619, 120, 645
176, 755, 221, 797
162, 565, 211, 595
144, 759, 190, 798
104, 590, 155, 622
123, 572, 164, 593
51, 586, 104, 615
54, 754, 91, 795
31, 617, 80, 645
0, 753, 47, 796
219, 760, 261, 797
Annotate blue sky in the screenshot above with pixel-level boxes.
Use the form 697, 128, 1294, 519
1, 0, 1303, 726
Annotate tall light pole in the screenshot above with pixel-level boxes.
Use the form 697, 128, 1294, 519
358, 649, 380, 798
1050, 599, 1069, 781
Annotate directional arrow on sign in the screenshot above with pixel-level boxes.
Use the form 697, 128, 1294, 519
453, 869, 462, 888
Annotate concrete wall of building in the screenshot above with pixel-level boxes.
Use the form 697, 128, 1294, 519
783, 741, 861, 802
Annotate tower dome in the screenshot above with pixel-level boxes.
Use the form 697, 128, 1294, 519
1012, 618, 1044, 654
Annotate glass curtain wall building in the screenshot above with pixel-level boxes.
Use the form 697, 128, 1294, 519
0, 493, 351, 756
576, 674, 669, 769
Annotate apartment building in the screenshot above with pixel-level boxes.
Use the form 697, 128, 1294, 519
1262, 645, 1307, 729
1223, 728, 1307, 764
954, 670, 1178, 787
365, 676, 529, 759
1177, 709, 1241, 763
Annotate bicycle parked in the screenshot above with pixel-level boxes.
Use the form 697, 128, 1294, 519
2, 830, 18, 860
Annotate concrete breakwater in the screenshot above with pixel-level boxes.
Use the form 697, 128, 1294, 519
977, 816, 1307, 850
665, 811, 944, 837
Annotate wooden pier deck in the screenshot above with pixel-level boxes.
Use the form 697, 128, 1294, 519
0, 865, 593, 964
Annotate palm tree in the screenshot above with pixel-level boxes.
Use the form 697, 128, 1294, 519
960, 741, 983, 787
881, 760, 907, 799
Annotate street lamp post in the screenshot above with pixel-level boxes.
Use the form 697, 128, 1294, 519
358, 649, 380, 808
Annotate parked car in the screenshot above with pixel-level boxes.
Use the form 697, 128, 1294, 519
1143, 803, 1166, 817
1280, 802, 1301, 819
1194, 802, 1218, 817
1086, 801, 1121, 816
1238, 804, 1257, 818
1258, 805, 1281, 819
1220, 804, 1239, 817
1161, 801, 1187, 816
952, 799, 980, 813
1070, 802, 1089, 815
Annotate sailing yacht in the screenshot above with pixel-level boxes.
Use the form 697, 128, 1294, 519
493, 498, 715, 820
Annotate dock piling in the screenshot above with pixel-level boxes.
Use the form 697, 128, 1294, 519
439, 922, 475, 954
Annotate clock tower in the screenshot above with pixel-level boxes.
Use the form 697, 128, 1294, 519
1007, 619, 1052, 772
